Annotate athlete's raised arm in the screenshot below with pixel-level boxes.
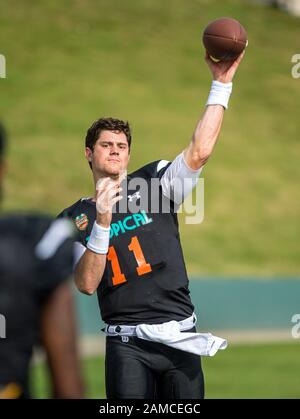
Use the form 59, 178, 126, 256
183, 51, 245, 171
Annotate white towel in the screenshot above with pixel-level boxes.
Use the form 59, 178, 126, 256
136, 320, 227, 356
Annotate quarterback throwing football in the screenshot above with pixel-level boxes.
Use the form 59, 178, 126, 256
59, 51, 244, 399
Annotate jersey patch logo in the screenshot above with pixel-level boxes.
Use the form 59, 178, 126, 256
128, 191, 141, 202
75, 213, 89, 231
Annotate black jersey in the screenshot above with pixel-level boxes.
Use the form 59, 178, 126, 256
0, 214, 76, 394
59, 161, 195, 325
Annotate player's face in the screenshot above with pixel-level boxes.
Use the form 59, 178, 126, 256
86, 130, 130, 178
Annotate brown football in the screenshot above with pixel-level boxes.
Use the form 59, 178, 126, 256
202, 17, 247, 62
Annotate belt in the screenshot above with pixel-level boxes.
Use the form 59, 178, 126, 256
102, 313, 197, 337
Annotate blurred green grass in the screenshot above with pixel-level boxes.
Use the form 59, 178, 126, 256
31, 342, 300, 398
0, 0, 299, 274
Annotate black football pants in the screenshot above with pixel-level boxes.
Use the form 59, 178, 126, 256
105, 326, 204, 399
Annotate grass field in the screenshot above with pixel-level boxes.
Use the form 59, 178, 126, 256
1, 0, 299, 275
31, 342, 300, 399
1, 1, 299, 402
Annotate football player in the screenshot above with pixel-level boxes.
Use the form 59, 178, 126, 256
0, 124, 84, 399
59, 52, 244, 398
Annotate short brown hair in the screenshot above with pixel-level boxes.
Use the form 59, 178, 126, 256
85, 117, 132, 152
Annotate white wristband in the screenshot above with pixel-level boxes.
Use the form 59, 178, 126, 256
87, 221, 110, 254
206, 80, 233, 109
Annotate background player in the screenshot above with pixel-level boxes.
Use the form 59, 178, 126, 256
0, 125, 84, 399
